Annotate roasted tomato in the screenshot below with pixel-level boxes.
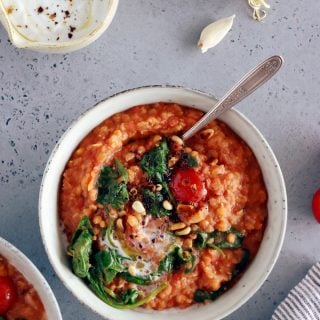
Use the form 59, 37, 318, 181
170, 168, 207, 203
0, 276, 16, 315
312, 188, 320, 223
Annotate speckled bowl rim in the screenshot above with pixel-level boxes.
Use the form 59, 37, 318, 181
0, 237, 62, 320
39, 85, 287, 320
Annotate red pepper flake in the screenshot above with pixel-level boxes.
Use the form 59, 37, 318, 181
37, 6, 44, 14
70, 26, 76, 32
68, 33, 73, 39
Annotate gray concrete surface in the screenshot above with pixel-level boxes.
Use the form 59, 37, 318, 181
0, 0, 319, 319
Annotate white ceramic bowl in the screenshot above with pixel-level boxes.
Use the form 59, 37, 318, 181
39, 86, 287, 320
0, 0, 118, 53
0, 237, 62, 320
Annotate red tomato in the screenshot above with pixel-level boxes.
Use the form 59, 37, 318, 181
312, 188, 320, 223
0, 276, 16, 315
170, 168, 207, 203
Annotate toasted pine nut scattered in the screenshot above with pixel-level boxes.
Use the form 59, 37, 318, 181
127, 215, 139, 227
132, 200, 146, 214
168, 156, 179, 167
137, 146, 145, 154
93, 215, 102, 225
128, 264, 136, 276
207, 238, 214, 245
171, 135, 184, 145
200, 128, 214, 139
163, 200, 173, 211
109, 209, 118, 219
175, 226, 191, 236
125, 152, 135, 162
169, 222, 186, 231
129, 187, 138, 197
155, 184, 163, 191
226, 233, 236, 244
177, 204, 194, 214
116, 218, 124, 231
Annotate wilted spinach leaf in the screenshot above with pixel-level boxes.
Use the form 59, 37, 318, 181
68, 216, 93, 278
158, 246, 192, 273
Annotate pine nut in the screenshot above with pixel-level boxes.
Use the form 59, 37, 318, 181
171, 135, 184, 145
155, 184, 163, 191
226, 233, 236, 244
132, 200, 146, 214
175, 226, 191, 236
200, 128, 214, 139
163, 200, 173, 211
168, 156, 179, 167
169, 222, 186, 231
93, 215, 102, 225
116, 218, 124, 231
125, 152, 135, 162
129, 187, 138, 197
127, 215, 139, 227
128, 264, 136, 276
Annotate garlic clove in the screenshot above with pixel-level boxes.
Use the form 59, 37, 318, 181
197, 15, 235, 53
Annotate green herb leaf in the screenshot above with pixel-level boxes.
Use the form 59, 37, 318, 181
141, 188, 170, 217
180, 153, 199, 168
194, 284, 228, 303
97, 159, 129, 210
121, 289, 139, 304
87, 268, 167, 309
195, 228, 244, 250
140, 140, 174, 203
68, 216, 94, 278
140, 140, 169, 182
95, 249, 127, 285
158, 246, 192, 273
120, 272, 153, 285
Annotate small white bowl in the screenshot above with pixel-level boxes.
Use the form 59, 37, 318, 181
39, 86, 287, 320
0, 237, 62, 320
0, 0, 118, 53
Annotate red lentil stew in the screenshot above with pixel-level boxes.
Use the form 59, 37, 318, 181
59, 103, 267, 310
0, 255, 46, 319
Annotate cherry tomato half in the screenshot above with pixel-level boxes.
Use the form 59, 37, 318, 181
312, 188, 320, 224
170, 168, 207, 203
0, 276, 16, 315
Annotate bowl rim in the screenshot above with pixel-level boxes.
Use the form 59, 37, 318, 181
0, 236, 62, 320
39, 85, 287, 320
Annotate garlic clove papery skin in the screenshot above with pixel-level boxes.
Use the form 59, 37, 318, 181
198, 15, 235, 53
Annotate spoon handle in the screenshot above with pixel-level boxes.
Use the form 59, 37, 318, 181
182, 55, 283, 141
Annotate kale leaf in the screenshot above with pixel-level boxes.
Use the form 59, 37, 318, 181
140, 140, 174, 203
180, 153, 199, 168
96, 159, 129, 210
141, 188, 171, 217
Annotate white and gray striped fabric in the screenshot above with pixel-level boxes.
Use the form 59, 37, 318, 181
272, 262, 320, 320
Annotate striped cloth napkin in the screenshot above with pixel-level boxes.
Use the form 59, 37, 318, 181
272, 262, 320, 320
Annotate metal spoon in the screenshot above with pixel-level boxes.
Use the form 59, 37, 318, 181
182, 55, 283, 141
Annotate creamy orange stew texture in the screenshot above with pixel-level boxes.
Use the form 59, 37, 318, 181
60, 103, 267, 309
0, 255, 46, 319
